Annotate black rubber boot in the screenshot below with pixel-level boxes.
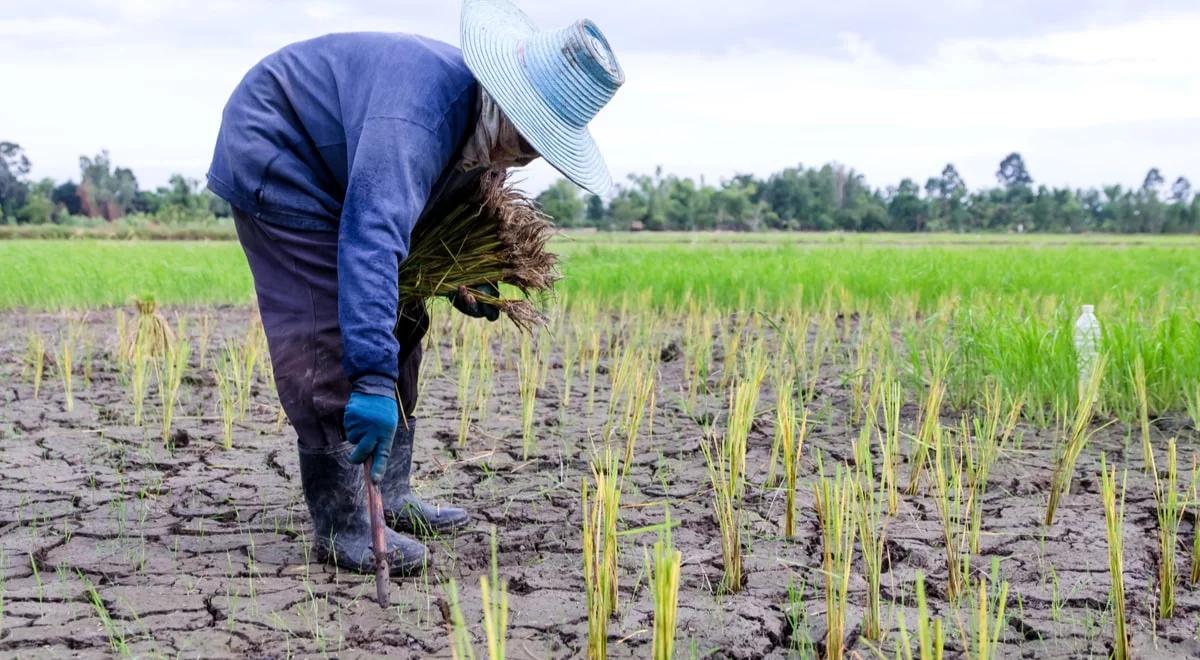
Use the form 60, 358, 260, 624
298, 445, 429, 575
382, 419, 470, 536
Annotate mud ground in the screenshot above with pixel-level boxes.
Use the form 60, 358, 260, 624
1, 307, 1198, 659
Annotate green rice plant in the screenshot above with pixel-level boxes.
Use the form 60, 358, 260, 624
214, 349, 238, 450
455, 322, 479, 446
80, 572, 130, 657
645, 508, 682, 660
699, 379, 759, 593
906, 374, 946, 495
472, 324, 496, 437
963, 559, 1009, 660
158, 321, 191, 447
1191, 455, 1200, 585
25, 331, 46, 399
1133, 356, 1153, 471
717, 314, 746, 390
781, 385, 808, 538
683, 303, 715, 407
1152, 438, 1185, 619
880, 375, 903, 514
480, 527, 508, 660
195, 314, 213, 370
443, 578, 475, 660
584, 329, 601, 416
1098, 454, 1130, 660
559, 319, 579, 408
1044, 355, 1107, 526
581, 450, 621, 659
812, 455, 858, 660
896, 571, 945, 660
855, 467, 886, 643
58, 334, 74, 412
930, 420, 973, 602
128, 335, 151, 427
517, 333, 539, 458
1187, 386, 1200, 432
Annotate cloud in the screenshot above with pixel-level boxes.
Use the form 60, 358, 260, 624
1, 1, 1196, 195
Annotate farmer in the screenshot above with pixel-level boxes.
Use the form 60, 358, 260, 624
206, 0, 623, 574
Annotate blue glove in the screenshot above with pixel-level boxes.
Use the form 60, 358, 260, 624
345, 392, 399, 483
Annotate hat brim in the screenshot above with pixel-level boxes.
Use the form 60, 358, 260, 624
461, 0, 613, 196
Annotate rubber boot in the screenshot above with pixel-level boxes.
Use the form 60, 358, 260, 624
298, 445, 429, 575
382, 419, 470, 536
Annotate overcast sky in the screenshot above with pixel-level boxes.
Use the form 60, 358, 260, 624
1, 0, 1197, 195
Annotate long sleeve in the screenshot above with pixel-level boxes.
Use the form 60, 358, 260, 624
337, 116, 458, 395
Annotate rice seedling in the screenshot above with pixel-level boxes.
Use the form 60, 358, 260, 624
128, 336, 151, 427
122, 296, 175, 361
1191, 455, 1200, 586
905, 373, 946, 495
961, 559, 1009, 660
24, 331, 46, 399
58, 333, 73, 412
195, 314, 213, 370
813, 454, 858, 660
584, 329, 602, 416
1133, 356, 1152, 471
1187, 386, 1200, 432
774, 380, 808, 538
581, 449, 621, 659
880, 375, 903, 514
214, 349, 237, 450
683, 303, 715, 408
700, 379, 758, 594
1098, 454, 1129, 660
1044, 355, 1106, 526
158, 321, 190, 447
455, 323, 479, 446
480, 527, 508, 660
898, 571, 945, 660
930, 421, 973, 602
855, 465, 886, 643
443, 578, 475, 660
645, 508, 682, 660
397, 167, 559, 329
517, 332, 539, 458
1152, 438, 1185, 619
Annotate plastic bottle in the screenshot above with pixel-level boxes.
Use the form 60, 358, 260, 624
1074, 304, 1101, 386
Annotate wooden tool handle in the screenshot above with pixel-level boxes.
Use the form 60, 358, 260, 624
364, 462, 390, 608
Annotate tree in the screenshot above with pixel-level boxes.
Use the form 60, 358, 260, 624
0, 142, 31, 220
1170, 177, 1191, 203
52, 181, 83, 216
925, 163, 968, 231
535, 179, 584, 227
996, 153, 1033, 189
1142, 168, 1164, 195
78, 151, 139, 220
585, 194, 606, 227
886, 179, 927, 231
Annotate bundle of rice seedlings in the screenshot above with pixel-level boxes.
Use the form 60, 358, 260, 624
121, 296, 175, 361
398, 168, 560, 330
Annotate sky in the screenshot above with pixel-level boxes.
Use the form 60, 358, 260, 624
1, 0, 1197, 196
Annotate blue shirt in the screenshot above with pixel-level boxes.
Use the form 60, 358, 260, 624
208, 32, 478, 395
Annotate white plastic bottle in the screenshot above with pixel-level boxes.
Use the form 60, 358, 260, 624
1074, 304, 1101, 388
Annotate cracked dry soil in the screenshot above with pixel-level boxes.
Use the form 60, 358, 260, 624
1, 308, 1199, 659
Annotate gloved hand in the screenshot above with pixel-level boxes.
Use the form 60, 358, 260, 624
345, 392, 399, 483
447, 283, 501, 322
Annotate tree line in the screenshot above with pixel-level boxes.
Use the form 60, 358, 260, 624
2, 141, 1196, 234
0, 143, 230, 227
539, 154, 1199, 234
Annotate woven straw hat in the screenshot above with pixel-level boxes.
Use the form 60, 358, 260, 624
460, 0, 625, 196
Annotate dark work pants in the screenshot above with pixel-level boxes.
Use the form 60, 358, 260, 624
233, 210, 428, 451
